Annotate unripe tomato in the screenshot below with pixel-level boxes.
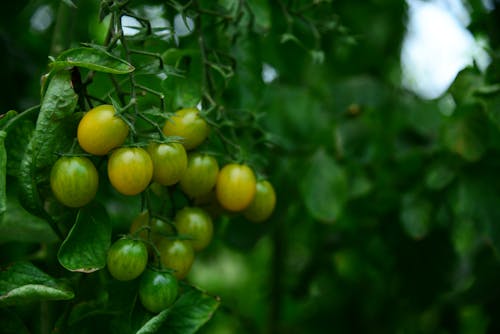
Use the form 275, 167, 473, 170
139, 269, 178, 313
106, 238, 148, 281
243, 180, 276, 222
158, 239, 195, 279
77, 104, 129, 155
147, 142, 187, 186
175, 207, 213, 251
50, 156, 98, 208
108, 147, 153, 195
162, 108, 209, 150
216, 164, 256, 211
179, 153, 219, 198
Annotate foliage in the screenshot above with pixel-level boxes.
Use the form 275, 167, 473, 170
1, 0, 500, 333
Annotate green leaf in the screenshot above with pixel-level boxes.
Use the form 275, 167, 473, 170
18, 70, 79, 217
0, 131, 6, 218
5, 119, 34, 177
400, 192, 432, 240
300, 149, 348, 223
443, 115, 486, 162
0, 262, 74, 306
58, 204, 111, 273
50, 47, 134, 74
0, 194, 58, 244
0, 110, 18, 129
135, 285, 220, 334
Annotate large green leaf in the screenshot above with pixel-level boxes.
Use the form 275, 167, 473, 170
18, 70, 79, 217
0, 262, 74, 306
58, 204, 111, 273
0, 194, 58, 243
50, 47, 135, 74
135, 284, 220, 334
300, 149, 348, 223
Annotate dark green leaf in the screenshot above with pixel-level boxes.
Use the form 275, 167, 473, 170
0, 194, 58, 244
300, 149, 348, 223
58, 204, 111, 273
135, 284, 220, 334
0, 131, 6, 218
50, 47, 134, 74
400, 192, 432, 240
18, 70, 79, 216
0, 262, 74, 306
0, 110, 18, 129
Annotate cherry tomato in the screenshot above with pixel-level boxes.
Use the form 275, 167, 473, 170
106, 238, 148, 281
107, 147, 153, 195
158, 239, 195, 279
147, 142, 187, 186
179, 153, 219, 198
130, 211, 173, 245
243, 180, 276, 222
77, 104, 129, 155
216, 164, 256, 211
162, 108, 209, 150
175, 207, 213, 251
50, 156, 98, 208
139, 269, 178, 313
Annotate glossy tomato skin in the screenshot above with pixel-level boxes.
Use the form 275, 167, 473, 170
179, 153, 219, 198
139, 269, 178, 313
162, 108, 209, 150
158, 239, 195, 280
50, 156, 98, 208
175, 207, 213, 251
147, 142, 187, 186
107, 238, 148, 281
108, 147, 153, 195
243, 180, 276, 222
77, 104, 129, 155
216, 164, 256, 211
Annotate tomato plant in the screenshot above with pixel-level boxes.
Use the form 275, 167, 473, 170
147, 142, 187, 186
216, 164, 256, 211
175, 207, 213, 251
77, 104, 129, 155
107, 147, 153, 195
157, 238, 195, 280
243, 180, 276, 223
162, 108, 210, 150
180, 153, 219, 198
130, 211, 173, 245
139, 268, 179, 313
106, 238, 148, 281
50, 156, 99, 208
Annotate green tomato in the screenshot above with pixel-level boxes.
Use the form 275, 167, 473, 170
147, 142, 187, 186
179, 153, 219, 198
106, 238, 148, 281
175, 207, 213, 251
50, 156, 98, 208
243, 180, 276, 222
158, 238, 195, 280
139, 269, 178, 313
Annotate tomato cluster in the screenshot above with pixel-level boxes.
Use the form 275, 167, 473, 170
49, 103, 276, 313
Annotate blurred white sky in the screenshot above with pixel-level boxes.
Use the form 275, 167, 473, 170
401, 0, 492, 99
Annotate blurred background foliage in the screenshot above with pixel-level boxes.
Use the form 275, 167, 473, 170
2, 0, 500, 333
